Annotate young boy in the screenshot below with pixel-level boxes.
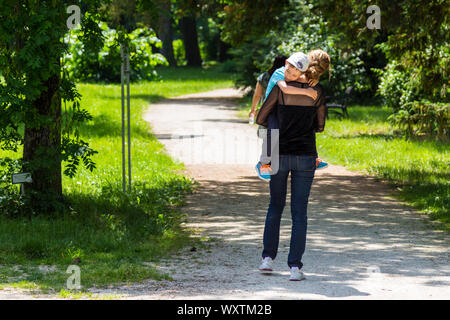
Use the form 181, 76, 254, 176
254, 50, 330, 181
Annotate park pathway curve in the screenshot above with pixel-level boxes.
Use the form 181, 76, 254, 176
102, 88, 449, 299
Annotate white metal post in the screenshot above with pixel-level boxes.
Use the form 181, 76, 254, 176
125, 46, 131, 191
121, 45, 126, 192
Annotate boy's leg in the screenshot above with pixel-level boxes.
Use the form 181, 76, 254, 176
259, 127, 271, 165
267, 113, 279, 159
316, 156, 329, 170
259, 113, 279, 165
256, 133, 273, 180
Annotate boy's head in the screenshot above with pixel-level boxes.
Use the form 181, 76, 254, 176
306, 49, 331, 81
284, 52, 309, 81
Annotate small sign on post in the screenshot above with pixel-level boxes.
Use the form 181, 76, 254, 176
11, 172, 32, 195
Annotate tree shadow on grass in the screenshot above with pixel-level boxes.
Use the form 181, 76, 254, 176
98, 94, 166, 105
336, 132, 401, 140
372, 166, 450, 183
346, 106, 391, 123
79, 114, 156, 139
156, 66, 234, 81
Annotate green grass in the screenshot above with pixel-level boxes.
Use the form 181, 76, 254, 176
0, 66, 234, 295
318, 105, 449, 231
240, 98, 449, 232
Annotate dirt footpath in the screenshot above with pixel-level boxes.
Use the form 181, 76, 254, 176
91, 87, 448, 300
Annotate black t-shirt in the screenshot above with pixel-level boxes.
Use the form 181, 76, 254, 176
255, 81, 326, 156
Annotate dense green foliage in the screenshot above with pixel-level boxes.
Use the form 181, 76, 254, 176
0, 0, 103, 214
219, 0, 448, 139
317, 0, 448, 99
277, 14, 383, 100
224, 1, 385, 101
66, 21, 168, 82
315, 0, 449, 139
387, 100, 449, 140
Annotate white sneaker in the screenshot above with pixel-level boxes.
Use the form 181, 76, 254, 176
289, 267, 305, 281
259, 257, 274, 272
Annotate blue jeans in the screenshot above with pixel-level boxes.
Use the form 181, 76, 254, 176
262, 154, 316, 268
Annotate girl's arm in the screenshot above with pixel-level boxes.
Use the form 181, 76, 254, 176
277, 80, 318, 100
249, 81, 264, 116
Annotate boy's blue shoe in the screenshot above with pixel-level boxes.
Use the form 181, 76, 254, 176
255, 161, 271, 181
316, 158, 328, 170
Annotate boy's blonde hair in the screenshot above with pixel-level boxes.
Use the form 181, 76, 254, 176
306, 49, 331, 81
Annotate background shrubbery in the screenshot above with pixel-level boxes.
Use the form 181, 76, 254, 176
226, 1, 448, 140
65, 21, 168, 83
229, 6, 385, 105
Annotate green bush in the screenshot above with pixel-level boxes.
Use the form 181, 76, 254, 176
376, 61, 419, 111
197, 17, 221, 61
172, 39, 186, 66
229, 11, 379, 99
388, 100, 449, 141
377, 60, 449, 140
0, 158, 27, 217
217, 59, 239, 73
277, 18, 373, 98
65, 22, 168, 82
229, 36, 275, 92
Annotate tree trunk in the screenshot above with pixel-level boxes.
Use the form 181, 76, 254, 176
158, 4, 177, 66
23, 69, 62, 213
179, 15, 202, 67
218, 38, 231, 62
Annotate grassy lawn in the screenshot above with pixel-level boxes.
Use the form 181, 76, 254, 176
240, 99, 449, 232
0, 66, 234, 296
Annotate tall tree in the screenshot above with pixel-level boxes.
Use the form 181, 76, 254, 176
218, 37, 231, 62
173, 0, 206, 66
0, 1, 100, 214
219, 0, 290, 46
22, 62, 63, 205
157, 1, 177, 66
179, 14, 202, 66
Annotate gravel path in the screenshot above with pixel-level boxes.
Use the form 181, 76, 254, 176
99, 88, 448, 300
2, 88, 448, 300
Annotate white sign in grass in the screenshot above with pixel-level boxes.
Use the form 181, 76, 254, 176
11, 172, 32, 184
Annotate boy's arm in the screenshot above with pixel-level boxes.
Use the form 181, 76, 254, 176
277, 80, 318, 100
264, 67, 285, 101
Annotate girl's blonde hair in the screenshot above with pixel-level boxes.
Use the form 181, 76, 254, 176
306, 49, 331, 81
